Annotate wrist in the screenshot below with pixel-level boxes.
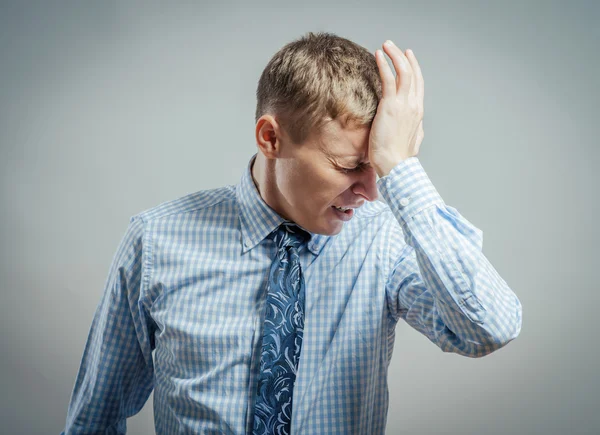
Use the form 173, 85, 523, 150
374, 155, 409, 178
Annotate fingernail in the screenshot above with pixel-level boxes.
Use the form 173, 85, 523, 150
384, 40, 394, 47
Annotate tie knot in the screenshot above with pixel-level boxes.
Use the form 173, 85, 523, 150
269, 222, 310, 251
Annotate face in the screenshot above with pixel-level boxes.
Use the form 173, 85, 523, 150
256, 116, 379, 236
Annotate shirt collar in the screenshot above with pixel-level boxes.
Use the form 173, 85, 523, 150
236, 153, 329, 255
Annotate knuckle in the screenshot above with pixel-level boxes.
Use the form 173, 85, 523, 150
408, 101, 420, 113
383, 105, 397, 117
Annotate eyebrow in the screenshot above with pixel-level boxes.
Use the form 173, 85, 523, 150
319, 147, 366, 167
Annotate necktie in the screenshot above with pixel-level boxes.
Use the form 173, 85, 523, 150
253, 222, 310, 435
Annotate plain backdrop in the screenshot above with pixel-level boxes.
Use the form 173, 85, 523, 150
1, 1, 598, 434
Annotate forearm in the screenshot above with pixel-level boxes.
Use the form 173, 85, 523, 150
379, 158, 523, 357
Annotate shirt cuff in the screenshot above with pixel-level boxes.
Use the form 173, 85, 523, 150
376, 157, 445, 226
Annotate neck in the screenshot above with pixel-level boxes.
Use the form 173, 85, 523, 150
250, 153, 264, 194
251, 153, 292, 221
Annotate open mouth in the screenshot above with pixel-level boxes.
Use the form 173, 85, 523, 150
331, 206, 354, 220
333, 206, 352, 213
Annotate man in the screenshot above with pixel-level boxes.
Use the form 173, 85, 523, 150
62, 32, 522, 434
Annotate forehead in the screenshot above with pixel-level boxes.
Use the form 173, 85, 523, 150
316, 119, 370, 164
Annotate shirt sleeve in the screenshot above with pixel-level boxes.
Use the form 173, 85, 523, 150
62, 215, 155, 434
377, 157, 523, 358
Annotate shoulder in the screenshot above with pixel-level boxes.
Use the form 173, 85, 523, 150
353, 199, 405, 251
354, 199, 393, 219
131, 185, 237, 225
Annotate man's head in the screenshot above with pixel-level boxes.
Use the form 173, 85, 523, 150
253, 32, 382, 236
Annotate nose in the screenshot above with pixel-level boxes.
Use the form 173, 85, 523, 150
351, 166, 379, 202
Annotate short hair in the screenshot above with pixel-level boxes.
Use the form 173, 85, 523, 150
255, 31, 382, 145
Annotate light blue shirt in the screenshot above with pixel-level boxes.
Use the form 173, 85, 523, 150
62, 154, 522, 434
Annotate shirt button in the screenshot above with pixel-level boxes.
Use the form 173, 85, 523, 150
399, 197, 410, 207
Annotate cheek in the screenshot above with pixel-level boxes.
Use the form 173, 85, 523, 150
310, 175, 349, 209
278, 163, 348, 210
277, 165, 315, 205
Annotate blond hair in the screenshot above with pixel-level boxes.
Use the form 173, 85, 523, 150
255, 31, 382, 145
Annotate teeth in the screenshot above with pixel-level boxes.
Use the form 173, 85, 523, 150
334, 206, 351, 212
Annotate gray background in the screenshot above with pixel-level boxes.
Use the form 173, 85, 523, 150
1, 1, 598, 434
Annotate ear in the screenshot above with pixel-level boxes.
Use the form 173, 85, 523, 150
255, 115, 284, 159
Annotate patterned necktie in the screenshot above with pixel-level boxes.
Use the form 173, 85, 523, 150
253, 222, 310, 435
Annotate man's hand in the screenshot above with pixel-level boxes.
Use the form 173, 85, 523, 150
369, 40, 425, 177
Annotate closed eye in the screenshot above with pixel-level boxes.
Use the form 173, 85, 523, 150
339, 163, 369, 174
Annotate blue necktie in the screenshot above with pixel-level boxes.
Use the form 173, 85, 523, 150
253, 222, 310, 435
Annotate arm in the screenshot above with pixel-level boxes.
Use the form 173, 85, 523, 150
62, 215, 155, 434
378, 157, 523, 358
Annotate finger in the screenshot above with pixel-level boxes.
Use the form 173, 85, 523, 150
416, 119, 424, 148
375, 49, 396, 99
404, 50, 416, 99
382, 40, 412, 97
405, 49, 424, 103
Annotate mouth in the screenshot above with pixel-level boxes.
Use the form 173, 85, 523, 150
332, 205, 353, 212
331, 205, 355, 220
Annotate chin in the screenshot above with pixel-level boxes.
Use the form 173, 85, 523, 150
296, 210, 345, 236
314, 219, 344, 236
325, 226, 343, 236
